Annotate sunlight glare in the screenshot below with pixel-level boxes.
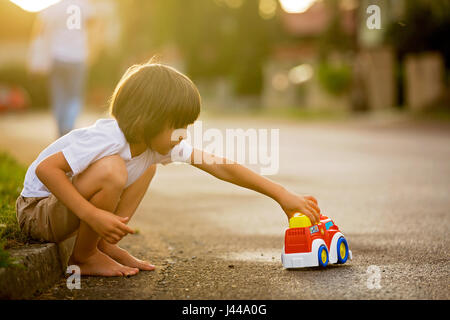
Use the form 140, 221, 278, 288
279, 0, 317, 14
288, 64, 314, 84
9, 0, 61, 12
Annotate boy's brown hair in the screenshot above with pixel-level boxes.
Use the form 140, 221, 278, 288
109, 58, 201, 146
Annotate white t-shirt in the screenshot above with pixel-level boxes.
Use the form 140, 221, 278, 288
21, 118, 193, 197
39, 0, 94, 63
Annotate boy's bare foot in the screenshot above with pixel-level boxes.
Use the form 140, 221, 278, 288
68, 249, 139, 277
98, 240, 156, 271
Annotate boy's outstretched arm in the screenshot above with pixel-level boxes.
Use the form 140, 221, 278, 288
189, 149, 321, 224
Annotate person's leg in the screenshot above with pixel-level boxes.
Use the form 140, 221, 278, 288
97, 165, 157, 271
68, 155, 139, 276
49, 60, 67, 137
60, 61, 85, 135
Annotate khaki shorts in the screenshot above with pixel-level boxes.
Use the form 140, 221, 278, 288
16, 195, 80, 243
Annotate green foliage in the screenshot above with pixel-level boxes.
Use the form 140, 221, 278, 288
0, 153, 28, 268
229, 0, 270, 97
87, 52, 123, 95
318, 0, 354, 58
0, 241, 15, 268
0, 153, 26, 204
386, 1, 450, 69
0, 152, 30, 268
317, 61, 352, 96
117, 0, 276, 97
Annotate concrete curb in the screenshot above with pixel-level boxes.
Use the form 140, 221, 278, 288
0, 236, 76, 299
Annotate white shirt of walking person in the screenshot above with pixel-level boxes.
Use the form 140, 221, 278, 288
38, 0, 95, 64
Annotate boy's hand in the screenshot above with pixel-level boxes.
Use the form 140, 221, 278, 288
86, 209, 135, 244
277, 191, 321, 224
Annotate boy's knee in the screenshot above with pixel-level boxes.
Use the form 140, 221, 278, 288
99, 155, 128, 190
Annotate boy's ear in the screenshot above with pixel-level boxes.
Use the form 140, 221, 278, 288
171, 127, 188, 142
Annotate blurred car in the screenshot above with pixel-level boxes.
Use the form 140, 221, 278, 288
0, 85, 29, 112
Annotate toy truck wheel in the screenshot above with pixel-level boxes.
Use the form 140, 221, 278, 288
336, 237, 349, 264
318, 245, 329, 267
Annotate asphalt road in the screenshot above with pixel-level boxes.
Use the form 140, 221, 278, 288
1, 111, 449, 299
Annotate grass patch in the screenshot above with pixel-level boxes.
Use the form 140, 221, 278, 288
0, 152, 30, 267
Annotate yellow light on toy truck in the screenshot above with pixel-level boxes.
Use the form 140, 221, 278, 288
289, 213, 312, 228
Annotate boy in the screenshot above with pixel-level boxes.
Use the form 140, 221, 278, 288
16, 61, 321, 277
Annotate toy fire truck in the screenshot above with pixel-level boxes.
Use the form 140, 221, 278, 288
281, 213, 352, 268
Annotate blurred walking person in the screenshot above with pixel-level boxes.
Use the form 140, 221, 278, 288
30, 0, 95, 137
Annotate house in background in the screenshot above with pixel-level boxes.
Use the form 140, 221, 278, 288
263, 0, 448, 112
262, 0, 357, 111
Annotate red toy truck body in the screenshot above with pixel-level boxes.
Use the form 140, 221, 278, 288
281, 213, 352, 268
